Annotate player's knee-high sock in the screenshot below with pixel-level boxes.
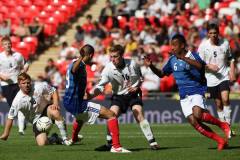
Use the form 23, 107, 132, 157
223, 106, 231, 125
217, 111, 225, 122
201, 112, 223, 127
107, 118, 121, 148
18, 111, 25, 133
194, 123, 223, 143
55, 120, 68, 140
139, 119, 156, 144
72, 119, 80, 141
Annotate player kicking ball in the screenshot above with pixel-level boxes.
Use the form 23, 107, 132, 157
0, 73, 72, 146
144, 34, 230, 151
63, 44, 130, 153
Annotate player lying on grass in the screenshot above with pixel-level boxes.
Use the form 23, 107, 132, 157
63, 44, 130, 153
0, 73, 72, 146
144, 34, 230, 151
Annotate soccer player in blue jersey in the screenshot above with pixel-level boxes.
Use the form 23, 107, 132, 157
144, 34, 230, 151
63, 44, 130, 153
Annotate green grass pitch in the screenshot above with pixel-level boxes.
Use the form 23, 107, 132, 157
0, 124, 239, 160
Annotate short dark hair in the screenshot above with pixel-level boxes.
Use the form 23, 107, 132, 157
171, 34, 186, 45
18, 72, 31, 83
207, 23, 219, 33
80, 44, 94, 57
1, 36, 11, 43
109, 44, 124, 56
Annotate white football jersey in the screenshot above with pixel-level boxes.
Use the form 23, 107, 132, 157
8, 82, 56, 124
95, 59, 142, 95
0, 51, 25, 86
198, 39, 231, 87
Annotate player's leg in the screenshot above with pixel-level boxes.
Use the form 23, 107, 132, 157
33, 122, 48, 146
94, 105, 121, 151
181, 95, 227, 150
71, 118, 84, 143
47, 106, 71, 145
192, 94, 231, 140
79, 102, 129, 153
18, 111, 26, 135
187, 112, 226, 151
131, 104, 160, 150
208, 85, 225, 121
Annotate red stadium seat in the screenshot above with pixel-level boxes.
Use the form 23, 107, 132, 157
15, 42, 31, 60
117, 16, 127, 29
44, 5, 56, 15
59, 5, 71, 20
53, 10, 67, 24
0, 6, 8, 19
23, 36, 38, 54
38, 11, 49, 24
44, 17, 59, 36
10, 36, 21, 49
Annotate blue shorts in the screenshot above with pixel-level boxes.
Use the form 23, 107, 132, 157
63, 99, 88, 116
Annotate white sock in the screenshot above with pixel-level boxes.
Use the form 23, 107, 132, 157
55, 120, 68, 140
223, 106, 231, 125
217, 111, 225, 122
18, 111, 25, 133
139, 119, 155, 143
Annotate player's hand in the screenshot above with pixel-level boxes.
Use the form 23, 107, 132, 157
0, 134, 8, 141
143, 55, 152, 66
49, 104, 60, 110
229, 71, 236, 82
83, 92, 92, 100
128, 86, 139, 94
207, 64, 220, 72
0, 73, 9, 81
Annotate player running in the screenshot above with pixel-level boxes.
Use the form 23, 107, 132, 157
144, 34, 230, 151
198, 23, 236, 137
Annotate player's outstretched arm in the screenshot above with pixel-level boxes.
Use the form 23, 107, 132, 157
88, 88, 102, 100
143, 56, 165, 78
229, 60, 236, 82
0, 118, 14, 141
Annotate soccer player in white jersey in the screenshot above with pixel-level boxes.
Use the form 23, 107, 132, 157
144, 34, 230, 151
77, 44, 159, 150
0, 36, 29, 135
198, 23, 236, 137
0, 73, 71, 146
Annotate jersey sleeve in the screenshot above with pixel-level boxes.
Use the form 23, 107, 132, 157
133, 60, 144, 83
8, 98, 20, 119
41, 82, 56, 95
17, 53, 25, 69
226, 41, 234, 61
197, 42, 205, 61
94, 66, 110, 92
192, 52, 206, 65
162, 58, 173, 75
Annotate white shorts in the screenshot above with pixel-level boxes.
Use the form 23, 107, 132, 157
75, 102, 101, 124
180, 94, 207, 118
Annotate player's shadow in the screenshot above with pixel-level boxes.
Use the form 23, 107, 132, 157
94, 146, 191, 152
209, 145, 240, 150
130, 146, 191, 152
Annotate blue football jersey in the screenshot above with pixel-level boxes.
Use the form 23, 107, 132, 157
162, 51, 207, 99
63, 61, 88, 114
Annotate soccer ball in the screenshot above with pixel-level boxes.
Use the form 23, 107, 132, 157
36, 116, 52, 132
